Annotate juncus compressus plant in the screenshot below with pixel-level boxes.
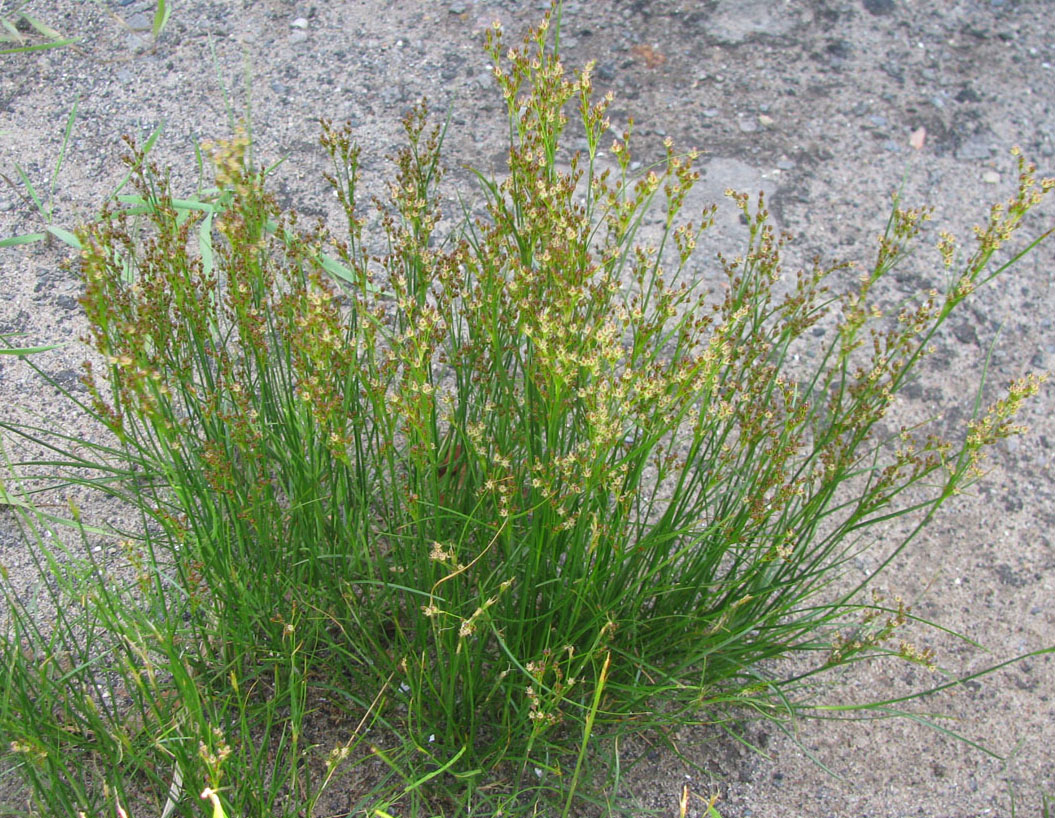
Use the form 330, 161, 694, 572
2, 5, 1052, 816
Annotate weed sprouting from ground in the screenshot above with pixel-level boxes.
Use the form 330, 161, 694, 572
0, 1, 76, 55
1, 7, 1053, 817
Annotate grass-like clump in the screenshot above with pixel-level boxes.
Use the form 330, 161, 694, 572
1, 8, 1053, 817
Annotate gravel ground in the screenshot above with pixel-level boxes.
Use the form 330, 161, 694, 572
1, 1, 1053, 815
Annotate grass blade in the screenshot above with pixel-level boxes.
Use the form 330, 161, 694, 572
562, 651, 611, 818
0, 38, 77, 54
13, 163, 43, 216
0, 232, 47, 247
153, 0, 171, 39
0, 17, 22, 42
50, 99, 79, 202
45, 224, 81, 248
21, 13, 62, 41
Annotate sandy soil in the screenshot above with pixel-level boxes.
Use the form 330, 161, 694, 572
1, 1, 1053, 816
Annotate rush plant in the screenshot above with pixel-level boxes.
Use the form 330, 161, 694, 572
1, 7, 1052, 817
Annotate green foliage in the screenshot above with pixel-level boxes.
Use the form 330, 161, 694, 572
0, 102, 169, 253
0, 0, 171, 55
152, 0, 171, 41
1, 7, 1053, 817
0, 100, 80, 247
0, 1, 76, 54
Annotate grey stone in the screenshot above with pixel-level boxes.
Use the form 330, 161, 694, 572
955, 138, 992, 161
704, 0, 798, 45
125, 11, 152, 31
881, 61, 904, 84
864, 0, 896, 15
125, 33, 150, 51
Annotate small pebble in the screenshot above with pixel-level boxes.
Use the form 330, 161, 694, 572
758, 114, 774, 128
291, 17, 309, 29
702, 108, 720, 118
982, 170, 1000, 183
738, 117, 758, 133
125, 33, 149, 51
289, 30, 308, 45
449, 1, 468, 12
125, 11, 152, 31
